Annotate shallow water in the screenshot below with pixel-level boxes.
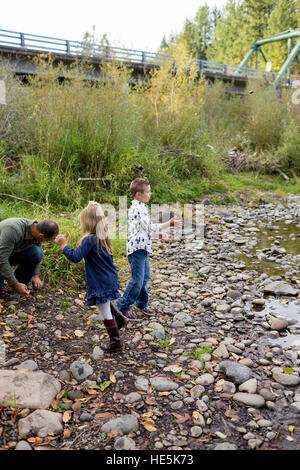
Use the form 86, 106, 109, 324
248, 299, 300, 348
236, 220, 300, 277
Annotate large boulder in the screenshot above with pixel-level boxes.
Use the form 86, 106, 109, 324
0, 369, 61, 410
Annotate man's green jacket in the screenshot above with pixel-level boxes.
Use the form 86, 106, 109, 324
0, 217, 40, 286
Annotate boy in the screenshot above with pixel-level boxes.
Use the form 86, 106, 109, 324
117, 178, 182, 318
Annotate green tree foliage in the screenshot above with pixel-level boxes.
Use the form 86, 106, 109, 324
267, 0, 299, 72
207, 0, 247, 65
159, 3, 220, 61
181, 4, 212, 60
160, 0, 300, 72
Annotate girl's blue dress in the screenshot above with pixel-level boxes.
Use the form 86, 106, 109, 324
62, 235, 120, 306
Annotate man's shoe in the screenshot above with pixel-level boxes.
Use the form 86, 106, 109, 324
138, 307, 156, 316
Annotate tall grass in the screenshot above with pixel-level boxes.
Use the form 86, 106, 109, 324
0, 56, 299, 209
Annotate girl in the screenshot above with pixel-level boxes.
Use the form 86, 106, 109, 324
55, 201, 128, 352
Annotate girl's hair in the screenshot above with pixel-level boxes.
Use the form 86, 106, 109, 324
78, 202, 113, 255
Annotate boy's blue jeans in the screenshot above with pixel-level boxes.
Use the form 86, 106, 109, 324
117, 249, 150, 312
0, 246, 43, 289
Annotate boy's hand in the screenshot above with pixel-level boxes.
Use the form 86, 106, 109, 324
169, 217, 183, 227
159, 231, 168, 241
55, 234, 67, 249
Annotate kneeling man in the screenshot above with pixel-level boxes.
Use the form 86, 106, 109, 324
0, 218, 59, 297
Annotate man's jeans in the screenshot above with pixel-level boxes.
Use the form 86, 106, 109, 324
0, 246, 43, 289
117, 249, 150, 312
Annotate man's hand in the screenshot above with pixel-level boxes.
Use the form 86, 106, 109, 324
13, 282, 30, 297
55, 234, 67, 249
32, 274, 43, 291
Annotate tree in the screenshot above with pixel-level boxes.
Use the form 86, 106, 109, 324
243, 0, 275, 38
182, 4, 212, 60
266, 0, 298, 72
207, 0, 247, 65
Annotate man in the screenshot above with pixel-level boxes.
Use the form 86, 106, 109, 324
0, 218, 59, 297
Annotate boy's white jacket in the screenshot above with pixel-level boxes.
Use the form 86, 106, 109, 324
126, 200, 162, 256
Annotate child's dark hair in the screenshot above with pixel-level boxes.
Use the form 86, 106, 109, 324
130, 178, 150, 197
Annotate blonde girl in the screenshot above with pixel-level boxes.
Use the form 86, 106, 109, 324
55, 201, 127, 352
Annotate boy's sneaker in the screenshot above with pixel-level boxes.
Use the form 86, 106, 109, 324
138, 307, 156, 317
122, 310, 137, 320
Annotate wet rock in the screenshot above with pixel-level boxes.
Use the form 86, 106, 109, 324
270, 319, 289, 331
148, 322, 165, 340
233, 393, 265, 408
135, 378, 149, 392
238, 378, 257, 394
14, 360, 39, 371
214, 343, 229, 359
219, 360, 252, 385
150, 377, 179, 391
114, 436, 136, 450
101, 414, 139, 436
70, 360, 93, 381
15, 440, 32, 450
18, 410, 63, 438
125, 392, 142, 403
214, 442, 238, 450
0, 370, 61, 410
190, 426, 203, 437
263, 281, 298, 296
272, 369, 300, 386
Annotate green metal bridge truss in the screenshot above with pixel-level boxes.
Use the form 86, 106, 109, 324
237, 28, 300, 87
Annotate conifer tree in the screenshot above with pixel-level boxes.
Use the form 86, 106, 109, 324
207, 0, 247, 65
266, 0, 298, 72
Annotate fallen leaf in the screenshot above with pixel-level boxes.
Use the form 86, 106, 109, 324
142, 424, 157, 432
109, 372, 116, 383
145, 396, 157, 405
95, 412, 113, 420
142, 411, 154, 418
87, 389, 99, 395
63, 428, 72, 439
288, 425, 294, 434
172, 413, 190, 424
141, 418, 157, 432
164, 365, 182, 373
215, 379, 225, 392
215, 431, 227, 439
99, 380, 111, 391
27, 437, 43, 445
62, 410, 73, 423
72, 399, 82, 412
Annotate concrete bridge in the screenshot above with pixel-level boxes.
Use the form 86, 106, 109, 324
0, 29, 298, 93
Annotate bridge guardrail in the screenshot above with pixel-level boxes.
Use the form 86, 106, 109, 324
0, 29, 299, 85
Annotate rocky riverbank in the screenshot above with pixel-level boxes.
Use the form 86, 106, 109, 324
0, 194, 299, 451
